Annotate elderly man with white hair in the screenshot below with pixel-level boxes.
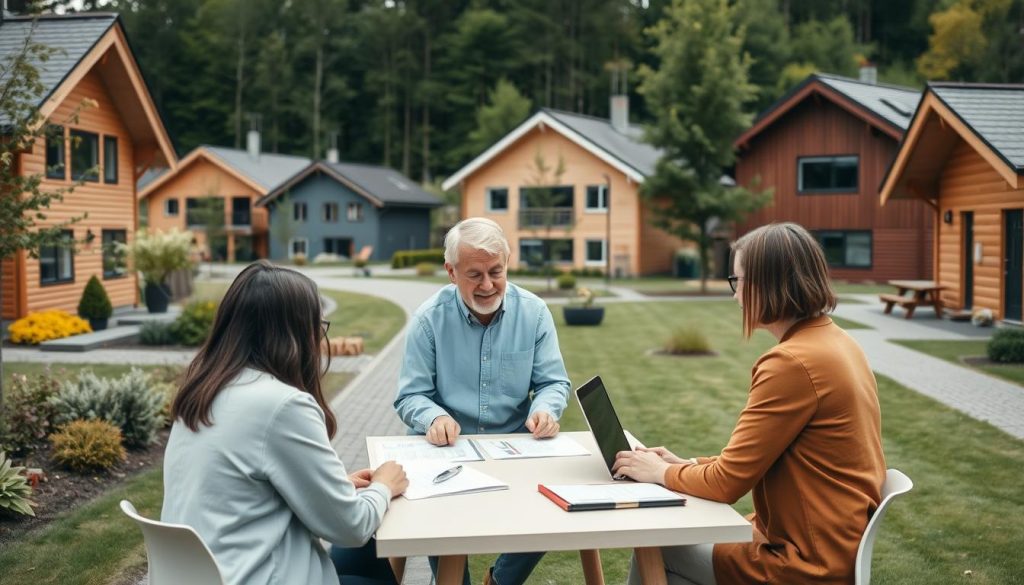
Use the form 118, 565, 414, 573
394, 217, 571, 585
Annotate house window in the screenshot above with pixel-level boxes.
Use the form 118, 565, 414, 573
39, 230, 74, 285
293, 202, 307, 222
185, 198, 201, 226
323, 202, 339, 222
101, 229, 127, 278
487, 188, 508, 212
814, 231, 872, 268
289, 237, 308, 259
46, 125, 65, 180
165, 198, 180, 217
103, 136, 118, 184
585, 239, 606, 265
231, 197, 251, 226
70, 130, 99, 182
519, 238, 574, 267
798, 156, 858, 193
347, 202, 364, 222
324, 237, 352, 257
585, 185, 608, 212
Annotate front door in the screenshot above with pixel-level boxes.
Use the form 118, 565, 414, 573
1004, 210, 1023, 322
963, 212, 974, 309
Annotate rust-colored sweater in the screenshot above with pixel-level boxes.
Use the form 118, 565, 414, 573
665, 316, 885, 584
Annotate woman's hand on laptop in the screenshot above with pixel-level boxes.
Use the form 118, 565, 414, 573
612, 450, 673, 484
637, 446, 689, 465
526, 411, 560, 439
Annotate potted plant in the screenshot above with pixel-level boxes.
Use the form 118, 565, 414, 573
128, 229, 194, 313
78, 275, 112, 330
563, 287, 604, 326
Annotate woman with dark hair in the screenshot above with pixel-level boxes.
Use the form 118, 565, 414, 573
614, 223, 886, 585
162, 261, 408, 585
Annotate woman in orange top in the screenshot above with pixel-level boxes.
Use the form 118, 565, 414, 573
614, 222, 886, 585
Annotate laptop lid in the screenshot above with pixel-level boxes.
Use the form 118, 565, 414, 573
575, 375, 632, 480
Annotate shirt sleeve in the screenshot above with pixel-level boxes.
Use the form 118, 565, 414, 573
394, 315, 449, 433
664, 349, 818, 503
527, 305, 571, 420
262, 392, 391, 548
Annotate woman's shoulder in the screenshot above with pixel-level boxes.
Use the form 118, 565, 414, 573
218, 369, 310, 415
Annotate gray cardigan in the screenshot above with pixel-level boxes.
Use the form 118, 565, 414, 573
161, 368, 390, 585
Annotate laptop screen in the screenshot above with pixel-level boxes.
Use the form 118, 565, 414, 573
576, 376, 632, 477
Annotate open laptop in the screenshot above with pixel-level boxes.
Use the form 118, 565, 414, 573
575, 375, 642, 481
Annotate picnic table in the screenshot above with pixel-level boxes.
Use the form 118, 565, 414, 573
879, 280, 947, 319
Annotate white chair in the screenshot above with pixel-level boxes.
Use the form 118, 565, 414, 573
855, 469, 913, 585
120, 500, 225, 585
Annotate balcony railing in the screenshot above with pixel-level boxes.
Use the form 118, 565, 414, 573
518, 207, 574, 230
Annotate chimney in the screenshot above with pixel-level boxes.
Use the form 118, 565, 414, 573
610, 95, 629, 133
246, 129, 260, 160
859, 64, 877, 85
326, 147, 339, 163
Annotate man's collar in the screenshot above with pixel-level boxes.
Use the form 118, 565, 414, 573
457, 290, 508, 326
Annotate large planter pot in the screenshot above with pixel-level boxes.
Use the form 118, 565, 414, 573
144, 282, 172, 313
88, 317, 109, 331
563, 306, 605, 326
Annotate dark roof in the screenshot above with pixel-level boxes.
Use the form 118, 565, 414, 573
324, 161, 441, 207
814, 74, 921, 131
204, 146, 311, 191
542, 108, 662, 176
0, 13, 117, 122
930, 83, 1024, 171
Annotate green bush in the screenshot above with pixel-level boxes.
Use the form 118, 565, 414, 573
664, 325, 712, 355
77, 275, 112, 320
171, 300, 217, 346
51, 368, 166, 448
50, 420, 126, 472
139, 321, 177, 346
0, 451, 35, 517
571, 267, 604, 277
391, 248, 445, 268
416, 262, 438, 276
557, 273, 576, 290
987, 328, 1024, 363
0, 370, 62, 458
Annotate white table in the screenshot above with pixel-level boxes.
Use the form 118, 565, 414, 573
366, 432, 752, 584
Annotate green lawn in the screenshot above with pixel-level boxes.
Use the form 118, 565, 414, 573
830, 314, 871, 329
892, 339, 1024, 388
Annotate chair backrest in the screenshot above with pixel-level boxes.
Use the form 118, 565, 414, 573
855, 469, 913, 585
356, 245, 374, 262
120, 500, 225, 585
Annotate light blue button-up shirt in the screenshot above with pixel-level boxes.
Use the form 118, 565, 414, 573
395, 283, 571, 434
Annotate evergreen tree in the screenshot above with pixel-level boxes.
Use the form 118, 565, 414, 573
467, 78, 531, 155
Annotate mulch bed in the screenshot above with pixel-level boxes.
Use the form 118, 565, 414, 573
0, 428, 169, 548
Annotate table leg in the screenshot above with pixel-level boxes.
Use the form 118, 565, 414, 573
388, 557, 406, 584
634, 547, 668, 585
436, 554, 467, 585
932, 292, 944, 318
579, 549, 605, 585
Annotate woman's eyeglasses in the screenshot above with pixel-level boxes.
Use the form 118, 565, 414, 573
727, 275, 743, 293
320, 319, 331, 337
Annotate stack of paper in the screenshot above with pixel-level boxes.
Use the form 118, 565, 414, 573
475, 435, 591, 460
538, 483, 686, 511
400, 460, 509, 500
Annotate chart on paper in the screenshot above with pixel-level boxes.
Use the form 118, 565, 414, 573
371, 437, 483, 465
475, 435, 591, 460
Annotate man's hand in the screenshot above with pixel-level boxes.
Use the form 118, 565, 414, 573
525, 411, 560, 439
612, 450, 675, 485
427, 415, 461, 446
637, 446, 689, 465
348, 468, 373, 488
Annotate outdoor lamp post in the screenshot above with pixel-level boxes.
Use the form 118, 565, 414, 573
602, 173, 611, 287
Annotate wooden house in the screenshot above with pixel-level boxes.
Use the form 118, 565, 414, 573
1, 12, 176, 321
733, 73, 933, 282
138, 138, 310, 262
880, 83, 1024, 322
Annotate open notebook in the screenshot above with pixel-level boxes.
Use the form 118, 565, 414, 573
400, 460, 508, 500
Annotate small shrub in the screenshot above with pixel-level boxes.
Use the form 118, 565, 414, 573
556, 273, 576, 290
146, 365, 183, 425
391, 248, 445, 268
0, 451, 36, 517
171, 300, 217, 346
77, 275, 113, 320
51, 368, 166, 448
416, 262, 438, 276
292, 253, 307, 266
8, 309, 91, 344
353, 257, 368, 269
988, 328, 1024, 363
50, 420, 126, 472
0, 370, 62, 457
139, 321, 177, 346
664, 325, 712, 355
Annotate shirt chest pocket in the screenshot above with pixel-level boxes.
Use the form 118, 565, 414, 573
499, 349, 534, 397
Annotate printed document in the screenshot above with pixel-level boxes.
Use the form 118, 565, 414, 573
401, 461, 508, 500
372, 437, 483, 465
475, 435, 591, 460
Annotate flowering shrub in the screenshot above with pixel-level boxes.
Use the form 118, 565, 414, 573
8, 310, 91, 344
573, 287, 596, 308
128, 228, 194, 285
0, 370, 62, 457
170, 300, 218, 346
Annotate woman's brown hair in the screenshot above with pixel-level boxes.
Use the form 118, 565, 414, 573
171, 260, 336, 438
732, 223, 837, 338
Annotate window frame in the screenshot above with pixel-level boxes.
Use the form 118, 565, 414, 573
293, 201, 308, 222
347, 202, 364, 222
70, 129, 100, 182
813, 230, 873, 269
797, 155, 859, 194
288, 237, 309, 259
39, 229, 75, 286
584, 239, 607, 266
486, 187, 509, 213
45, 125, 66, 180
585, 185, 608, 213
101, 229, 128, 279
323, 202, 339, 222
164, 198, 180, 217
103, 135, 118, 184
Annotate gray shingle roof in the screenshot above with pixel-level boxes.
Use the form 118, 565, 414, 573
325, 162, 441, 207
542, 108, 662, 176
930, 84, 1024, 170
0, 13, 117, 122
815, 74, 921, 131
205, 146, 311, 191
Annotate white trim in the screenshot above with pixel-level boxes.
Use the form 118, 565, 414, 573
288, 237, 309, 259
584, 238, 607, 266
163, 198, 179, 217
441, 111, 646, 191
584, 185, 608, 213
485, 187, 509, 213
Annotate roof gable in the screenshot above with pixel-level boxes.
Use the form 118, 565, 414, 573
138, 146, 310, 199
258, 161, 441, 209
930, 83, 1024, 171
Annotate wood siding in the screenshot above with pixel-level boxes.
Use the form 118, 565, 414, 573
936, 140, 1021, 318
461, 126, 685, 275
13, 68, 137, 319
735, 97, 934, 282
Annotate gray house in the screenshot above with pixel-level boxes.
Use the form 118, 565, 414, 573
257, 161, 442, 262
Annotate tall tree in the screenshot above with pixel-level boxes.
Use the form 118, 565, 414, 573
638, 0, 769, 293
467, 78, 531, 155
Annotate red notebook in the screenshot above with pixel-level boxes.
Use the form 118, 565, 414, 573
538, 483, 686, 512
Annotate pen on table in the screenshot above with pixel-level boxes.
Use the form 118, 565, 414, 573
432, 464, 463, 484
